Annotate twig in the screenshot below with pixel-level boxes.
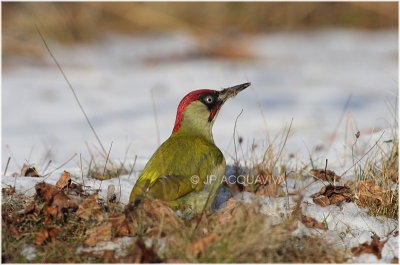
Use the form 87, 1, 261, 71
117, 169, 122, 203
233, 109, 244, 175
35, 25, 108, 157
6, 145, 21, 170
42, 153, 77, 178
274, 118, 293, 166
150, 88, 161, 147
80, 154, 85, 187
340, 131, 385, 177
128, 155, 138, 180
99, 141, 113, 190
251, 86, 270, 143
3, 157, 11, 176
325, 94, 352, 156
41, 160, 53, 176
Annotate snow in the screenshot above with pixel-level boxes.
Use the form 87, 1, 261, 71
2, 29, 398, 262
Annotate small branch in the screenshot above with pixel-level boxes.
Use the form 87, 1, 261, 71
43, 153, 77, 179
35, 25, 108, 157
340, 131, 385, 177
274, 118, 293, 166
3, 157, 11, 176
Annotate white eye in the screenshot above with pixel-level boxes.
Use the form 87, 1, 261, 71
205, 96, 214, 104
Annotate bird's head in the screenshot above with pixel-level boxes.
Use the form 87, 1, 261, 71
172, 82, 250, 139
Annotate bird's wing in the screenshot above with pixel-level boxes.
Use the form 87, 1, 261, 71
130, 136, 224, 202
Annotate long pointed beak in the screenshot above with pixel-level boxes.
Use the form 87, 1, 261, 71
218, 82, 251, 102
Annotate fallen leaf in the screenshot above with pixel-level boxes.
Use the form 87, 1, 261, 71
301, 215, 327, 230
125, 239, 160, 263
35, 182, 59, 203
140, 200, 179, 227
42, 204, 58, 224
76, 193, 103, 221
2, 185, 15, 195
48, 227, 59, 243
312, 185, 352, 206
56, 171, 71, 190
52, 192, 78, 210
355, 180, 383, 204
9, 224, 22, 239
107, 185, 116, 203
187, 233, 218, 256
34, 227, 59, 245
69, 183, 84, 194
34, 228, 49, 246
21, 164, 41, 177
309, 169, 341, 182
351, 235, 388, 259
85, 222, 112, 246
109, 212, 132, 237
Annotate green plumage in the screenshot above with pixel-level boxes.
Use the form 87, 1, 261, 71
129, 83, 249, 213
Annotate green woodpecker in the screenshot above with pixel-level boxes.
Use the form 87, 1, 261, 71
129, 82, 250, 213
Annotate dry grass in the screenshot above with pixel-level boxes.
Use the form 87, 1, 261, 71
2, 194, 349, 263
352, 135, 399, 219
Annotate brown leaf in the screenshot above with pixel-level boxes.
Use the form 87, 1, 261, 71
34, 227, 59, 245
313, 196, 331, 206
355, 180, 383, 204
76, 193, 103, 222
351, 235, 389, 259
2, 185, 15, 195
21, 164, 41, 177
109, 212, 132, 237
56, 171, 71, 190
309, 169, 341, 182
52, 192, 78, 210
107, 185, 116, 203
35, 182, 59, 203
123, 239, 160, 263
85, 222, 112, 246
35, 228, 49, 246
187, 233, 218, 257
24, 202, 37, 215
48, 227, 59, 243
140, 200, 179, 227
301, 215, 327, 230
311, 185, 353, 206
69, 183, 84, 195
9, 224, 22, 239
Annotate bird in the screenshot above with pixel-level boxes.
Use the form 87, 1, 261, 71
129, 82, 250, 213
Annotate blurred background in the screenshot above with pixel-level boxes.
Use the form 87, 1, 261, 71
2, 2, 398, 172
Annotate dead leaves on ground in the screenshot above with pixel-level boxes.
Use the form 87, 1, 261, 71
102, 239, 161, 263
34, 227, 59, 246
55, 170, 71, 189
351, 235, 389, 259
309, 169, 341, 182
2, 185, 16, 195
354, 180, 383, 204
85, 222, 112, 246
76, 193, 103, 222
311, 184, 353, 206
300, 215, 327, 230
21, 164, 41, 177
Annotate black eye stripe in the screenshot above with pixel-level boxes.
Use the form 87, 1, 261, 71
199, 92, 218, 111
